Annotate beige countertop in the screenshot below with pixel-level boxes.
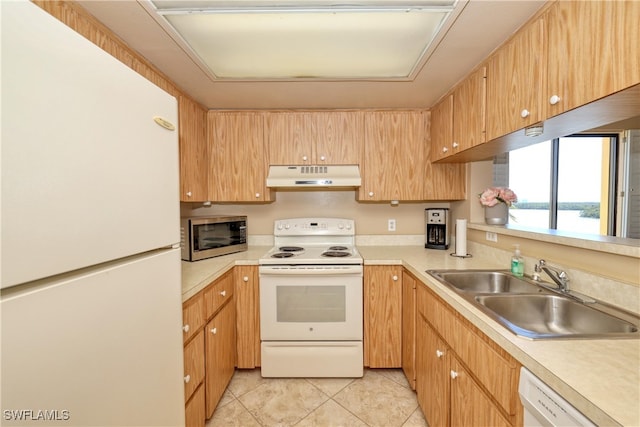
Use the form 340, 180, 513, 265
181, 245, 640, 426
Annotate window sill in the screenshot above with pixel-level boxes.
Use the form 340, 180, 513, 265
468, 222, 640, 259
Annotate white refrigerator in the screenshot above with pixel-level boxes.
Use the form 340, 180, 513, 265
1, 1, 185, 425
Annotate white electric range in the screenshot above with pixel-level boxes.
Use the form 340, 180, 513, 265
259, 218, 363, 378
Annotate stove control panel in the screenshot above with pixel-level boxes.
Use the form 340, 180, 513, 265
274, 218, 355, 236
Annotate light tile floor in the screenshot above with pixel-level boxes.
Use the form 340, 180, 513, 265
206, 368, 428, 427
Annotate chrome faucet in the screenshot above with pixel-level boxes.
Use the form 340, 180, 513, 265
535, 259, 569, 293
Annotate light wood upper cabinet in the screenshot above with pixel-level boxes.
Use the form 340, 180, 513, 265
179, 96, 208, 202
545, 1, 640, 119
430, 95, 454, 162
424, 111, 466, 200
452, 66, 486, 152
486, 17, 545, 141
364, 265, 402, 368
266, 111, 362, 165
266, 112, 314, 165
208, 111, 273, 202
314, 111, 363, 165
360, 111, 426, 201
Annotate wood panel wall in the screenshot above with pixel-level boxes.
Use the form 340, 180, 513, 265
31, 1, 201, 108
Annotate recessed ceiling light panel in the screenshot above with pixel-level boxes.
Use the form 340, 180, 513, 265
148, 1, 456, 80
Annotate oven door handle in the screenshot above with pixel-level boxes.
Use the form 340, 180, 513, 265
259, 266, 363, 276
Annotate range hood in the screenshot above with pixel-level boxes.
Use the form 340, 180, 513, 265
266, 165, 361, 188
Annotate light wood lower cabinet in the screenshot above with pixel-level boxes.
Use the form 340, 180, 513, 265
182, 270, 237, 425
184, 385, 205, 427
205, 297, 236, 418
415, 280, 522, 427
364, 265, 402, 368
401, 270, 417, 390
235, 265, 260, 368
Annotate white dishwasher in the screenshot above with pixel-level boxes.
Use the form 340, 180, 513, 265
519, 368, 596, 427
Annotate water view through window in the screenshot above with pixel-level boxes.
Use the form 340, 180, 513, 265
507, 136, 611, 235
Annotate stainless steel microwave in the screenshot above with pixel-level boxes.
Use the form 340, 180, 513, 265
180, 216, 247, 261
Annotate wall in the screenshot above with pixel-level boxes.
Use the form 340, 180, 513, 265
182, 191, 448, 237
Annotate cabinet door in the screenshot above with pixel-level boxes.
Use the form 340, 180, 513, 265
179, 96, 208, 202
361, 111, 425, 201
209, 112, 272, 202
266, 112, 314, 165
486, 18, 545, 140
430, 95, 454, 161
546, 1, 640, 118
234, 265, 260, 369
364, 266, 402, 367
450, 359, 511, 427
417, 317, 449, 427
453, 67, 486, 151
401, 270, 416, 390
183, 330, 205, 402
314, 111, 363, 165
424, 110, 466, 200
205, 300, 236, 418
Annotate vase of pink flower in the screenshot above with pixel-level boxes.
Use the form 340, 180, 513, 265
479, 187, 517, 225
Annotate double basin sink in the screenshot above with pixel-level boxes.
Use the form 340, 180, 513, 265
426, 269, 639, 339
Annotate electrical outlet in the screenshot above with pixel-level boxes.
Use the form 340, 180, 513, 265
388, 219, 396, 232
486, 231, 498, 242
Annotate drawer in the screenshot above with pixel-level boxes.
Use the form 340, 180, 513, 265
204, 271, 234, 319
418, 283, 455, 344
185, 384, 205, 427
183, 330, 205, 402
452, 320, 519, 417
182, 293, 205, 344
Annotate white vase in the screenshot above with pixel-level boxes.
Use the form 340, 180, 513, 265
484, 203, 509, 225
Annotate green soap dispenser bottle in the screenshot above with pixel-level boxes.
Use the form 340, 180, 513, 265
511, 244, 524, 277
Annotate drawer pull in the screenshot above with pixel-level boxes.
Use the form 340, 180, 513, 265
182, 324, 190, 333
211, 327, 218, 335
450, 370, 458, 379
243, 276, 249, 282
184, 375, 191, 384
436, 350, 444, 358
220, 290, 226, 297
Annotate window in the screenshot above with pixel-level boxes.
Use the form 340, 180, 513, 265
499, 134, 619, 236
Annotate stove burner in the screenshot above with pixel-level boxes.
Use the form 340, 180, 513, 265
322, 251, 351, 258
271, 252, 295, 258
279, 246, 304, 252
328, 246, 349, 251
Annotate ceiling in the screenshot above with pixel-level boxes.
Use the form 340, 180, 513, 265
77, 0, 546, 110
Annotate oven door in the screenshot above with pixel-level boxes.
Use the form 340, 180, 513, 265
259, 265, 363, 341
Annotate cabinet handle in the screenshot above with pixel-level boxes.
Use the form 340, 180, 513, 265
186, 192, 192, 197
520, 109, 530, 118
452, 142, 459, 149
368, 191, 374, 197
255, 192, 261, 198
450, 370, 458, 379
549, 95, 561, 105
220, 290, 226, 297
320, 155, 326, 161
442, 146, 448, 153
302, 155, 308, 161
436, 350, 444, 358
211, 327, 217, 335
243, 276, 249, 282
184, 375, 191, 384
392, 275, 398, 281
182, 324, 190, 333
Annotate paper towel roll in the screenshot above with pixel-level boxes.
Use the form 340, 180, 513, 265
455, 219, 467, 256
